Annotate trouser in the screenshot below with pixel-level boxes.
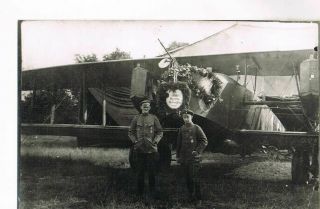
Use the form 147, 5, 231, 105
181, 162, 201, 200
136, 152, 157, 195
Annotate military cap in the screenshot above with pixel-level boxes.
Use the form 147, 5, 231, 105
181, 109, 194, 116
140, 99, 151, 106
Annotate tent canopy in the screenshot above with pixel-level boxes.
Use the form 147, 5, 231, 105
169, 22, 318, 57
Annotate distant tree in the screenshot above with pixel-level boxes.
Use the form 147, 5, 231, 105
166, 41, 189, 52
102, 48, 132, 61
21, 89, 79, 124
75, 53, 99, 63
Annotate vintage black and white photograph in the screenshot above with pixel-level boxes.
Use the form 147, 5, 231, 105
19, 20, 319, 209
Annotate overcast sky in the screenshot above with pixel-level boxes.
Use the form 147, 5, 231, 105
21, 20, 318, 70
21, 21, 237, 69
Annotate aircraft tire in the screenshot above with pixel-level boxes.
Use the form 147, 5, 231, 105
292, 149, 310, 184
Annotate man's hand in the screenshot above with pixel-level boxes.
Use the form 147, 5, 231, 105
192, 151, 199, 156
192, 151, 201, 162
133, 140, 141, 150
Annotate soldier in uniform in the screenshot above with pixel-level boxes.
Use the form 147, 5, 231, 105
176, 109, 208, 205
128, 99, 163, 197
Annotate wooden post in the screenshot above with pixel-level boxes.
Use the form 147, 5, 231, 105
50, 86, 57, 124
243, 55, 249, 103
244, 55, 248, 88
80, 70, 88, 124
50, 104, 56, 124
29, 80, 35, 122
103, 99, 107, 126
31, 80, 35, 109
83, 73, 87, 124
235, 65, 240, 82
254, 67, 258, 95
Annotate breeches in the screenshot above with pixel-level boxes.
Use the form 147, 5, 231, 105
136, 152, 157, 194
181, 163, 202, 200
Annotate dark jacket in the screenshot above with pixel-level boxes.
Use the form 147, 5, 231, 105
176, 123, 208, 163
128, 113, 163, 153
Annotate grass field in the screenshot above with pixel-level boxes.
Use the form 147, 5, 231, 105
19, 135, 319, 209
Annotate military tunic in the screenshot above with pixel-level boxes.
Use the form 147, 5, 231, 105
176, 122, 208, 201
128, 113, 163, 153
176, 123, 208, 163
128, 113, 163, 195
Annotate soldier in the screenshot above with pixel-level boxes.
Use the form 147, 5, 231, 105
176, 109, 208, 206
128, 99, 163, 197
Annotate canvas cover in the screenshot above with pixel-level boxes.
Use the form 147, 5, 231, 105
169, 22, 317, 57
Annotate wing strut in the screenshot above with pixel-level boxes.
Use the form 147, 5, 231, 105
292, 61, 314, 130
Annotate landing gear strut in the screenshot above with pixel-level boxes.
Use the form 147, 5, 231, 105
291, 149, 310, 184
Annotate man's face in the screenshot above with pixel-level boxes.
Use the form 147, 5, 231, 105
182, 113, 192, 123
141, 103, 151, 114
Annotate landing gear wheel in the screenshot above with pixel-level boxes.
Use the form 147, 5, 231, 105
292, 150, 310, 184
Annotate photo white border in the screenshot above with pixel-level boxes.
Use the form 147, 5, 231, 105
1, 0, 319, 208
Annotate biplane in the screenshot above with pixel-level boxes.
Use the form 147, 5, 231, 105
20, 22, 319, 184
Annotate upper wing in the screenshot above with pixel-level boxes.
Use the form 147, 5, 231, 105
21, 49, 313, 91
21, 57, 163, 90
